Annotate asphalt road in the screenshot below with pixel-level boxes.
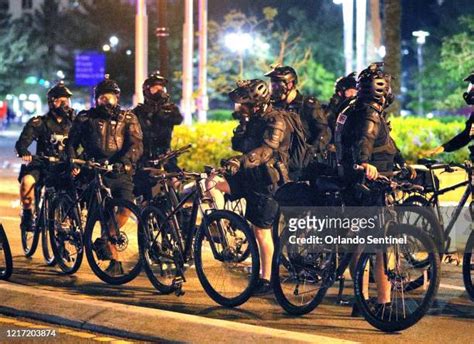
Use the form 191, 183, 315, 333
0, 133, 473, 343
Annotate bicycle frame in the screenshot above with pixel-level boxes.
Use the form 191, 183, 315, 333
415, 163, 474, 252
148, 173, 232, 272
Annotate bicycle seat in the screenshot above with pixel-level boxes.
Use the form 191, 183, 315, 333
314, 176, 344, 193
417, 158, 438, 167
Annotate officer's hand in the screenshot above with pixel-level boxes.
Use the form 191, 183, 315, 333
406, 165, 417, 179
71, 168, 81, 177
425, 146, 444, 157
361, 163, 378, 180
21, 154, 32, 163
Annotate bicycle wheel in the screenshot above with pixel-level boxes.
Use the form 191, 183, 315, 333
42, 227, 56, 266
139, 206, 180, 294
194, 210, 259, 307
272, 215, 334, 315
49, 195, 84, 275
354, 224, 440, 332
462, 231, 474, 301
85, 198, 142, 285
0, 224, 13, 280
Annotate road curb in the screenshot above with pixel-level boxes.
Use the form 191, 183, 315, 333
0, 281, 357, 343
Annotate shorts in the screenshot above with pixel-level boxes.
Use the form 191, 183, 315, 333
103, 172, 135, 202
227, 170, 279, 229
18, 162, 44, 183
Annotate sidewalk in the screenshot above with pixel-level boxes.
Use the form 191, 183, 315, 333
0, 281, 356, 344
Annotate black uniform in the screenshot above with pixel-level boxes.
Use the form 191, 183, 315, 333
67, 107, 143, 201
325, 94, 355, 136
15, 112, 72, 183
229, 108, 292, 228
274, 91, 329, 154
133, 101, 183, 169
336, 100, 404, 181
442, 112, 474, 152
133, 101, 183, 199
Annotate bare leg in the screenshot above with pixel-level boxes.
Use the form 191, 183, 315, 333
20, 175, 35, 210
253, 226, 274, 281
108, 207, 131, 261
375, 252, 391, 304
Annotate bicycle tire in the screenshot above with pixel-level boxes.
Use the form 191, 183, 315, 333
462, 231, 474, 301
354, 224, 440, 332
139, 205, 179, 294
271, 222, 333, 315
85, 198, 142, 285
49, 195, 84, 275
0, 224, 13, 280
21, 216, 40, 258
42, 226, 56, 266
194, 210, 259, 307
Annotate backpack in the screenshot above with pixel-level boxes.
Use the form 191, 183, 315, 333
282, 111, 312, 173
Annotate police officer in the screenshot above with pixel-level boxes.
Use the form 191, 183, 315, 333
426, 71, 474, 156
67, 75, 143, 275
335, 63, 414, 315
265, 66, 331, 179
207, 79, 292, 294
335, 63, 412, 182
133, 71, 183, 200
15, 81, 74, 232
325, 72, 358, 134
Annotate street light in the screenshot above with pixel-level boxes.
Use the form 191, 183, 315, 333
333, 0, 354, 74
224, 32, 254, 79
102, 44, 111, 52
109, 35, 119, 47
224, 32, 253, 53
412, 30, 430, 116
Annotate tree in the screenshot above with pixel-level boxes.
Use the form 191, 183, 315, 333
383, 0, 402, 116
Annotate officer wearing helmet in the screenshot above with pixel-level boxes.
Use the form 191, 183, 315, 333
15, 81, 74, 232
335, 62, 412, 182
207, 79, 292, 294
426, 71, 474, 157
265, 65, 327, 160
67, 75, 143, 275
133, 71, 183, 199
325, 72, 358, 133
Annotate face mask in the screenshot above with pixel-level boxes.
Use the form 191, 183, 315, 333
147, 91, 169, 104
98, 102, 120, 116
52, 102, 71, 117
270, 80, 288, 101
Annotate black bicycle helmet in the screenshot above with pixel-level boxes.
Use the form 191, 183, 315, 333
228, 79, 271, 107
264, 65, 298, 85
357, 62, 392, 105
335, 72, 357, 94
94, 74, 121, 99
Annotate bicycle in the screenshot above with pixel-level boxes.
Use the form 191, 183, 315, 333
19, 155, 61, 266
0, 223, 13, 280
272, 167, 441, 332
401, 151, 474, 300
139, 166, 260, 307
50, 158, 143, 284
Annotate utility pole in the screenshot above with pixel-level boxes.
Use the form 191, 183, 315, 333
156, 0, 169, 79
413, 30, 430, 116
356, 0, 367, 72
197, 0, 208, 123
134, 0, 148, 106
181, 0, 194, 125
